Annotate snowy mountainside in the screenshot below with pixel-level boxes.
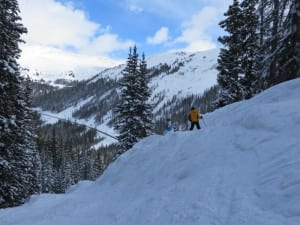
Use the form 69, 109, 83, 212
34, 49, 219, 144
1, 78, 300, 225
90, 48, 218, 103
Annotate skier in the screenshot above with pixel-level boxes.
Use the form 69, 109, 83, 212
165, 118, 173, 132
188, 107, 202, 130
172, 121, 179, 132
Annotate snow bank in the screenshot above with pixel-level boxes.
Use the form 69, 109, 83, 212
0, 78, 300, 225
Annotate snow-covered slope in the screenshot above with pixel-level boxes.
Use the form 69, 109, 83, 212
92, 48, 218, 102
1, 78, 299, 225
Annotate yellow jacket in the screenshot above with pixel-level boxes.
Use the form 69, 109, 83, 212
189, 108, 200, 122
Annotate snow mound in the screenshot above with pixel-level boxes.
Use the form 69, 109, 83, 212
0, 78, 300, 225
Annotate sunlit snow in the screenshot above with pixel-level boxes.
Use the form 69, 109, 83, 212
1, 78, 299, 225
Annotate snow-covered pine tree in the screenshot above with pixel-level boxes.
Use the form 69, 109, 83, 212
258, 0, 286, 86
114, 46, 152, 153
239, 0, 261, 99
63, 142, 75, 187
277, 0, 300, 80
114, 46, 139, 152
22, 77, 42, 195
217, 0, 244, 107
135, 53, 153, 139
0, 0, 39, 207
50, 127, 61, 172
50, 128, 64, 193
40, 144, 55, 193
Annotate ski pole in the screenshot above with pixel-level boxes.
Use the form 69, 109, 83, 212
201, 116, 207, 127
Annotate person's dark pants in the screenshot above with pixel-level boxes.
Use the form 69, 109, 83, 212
190, 121, 200, 130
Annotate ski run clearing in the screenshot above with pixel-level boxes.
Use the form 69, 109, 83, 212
1, 78, 300, 225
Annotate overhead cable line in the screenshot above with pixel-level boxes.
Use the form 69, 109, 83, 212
40, 112, 119, 141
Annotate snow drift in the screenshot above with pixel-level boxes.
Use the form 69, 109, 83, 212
0, 78, 300, 225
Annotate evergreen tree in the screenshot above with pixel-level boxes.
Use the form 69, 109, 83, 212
40, 144, 55, 193
240, 0, 261, 98
257, 0, 294, 86
114, 46, 140, 151
22, 77, 42, 195
217, 0, 244, 107
135, 53, 153, 138
277, 0, 300, 80
266, 0, 280, 85
114, 46, 153, 152
63, 142, 75, 186
0, 0, 40, 207
50, 127, 61, 171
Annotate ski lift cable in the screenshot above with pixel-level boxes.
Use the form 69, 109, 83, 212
40, 112, 119, 141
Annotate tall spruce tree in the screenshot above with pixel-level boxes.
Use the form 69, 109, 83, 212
114, 46, 153, 153
253, 0, 300, 88
0, 0, 40, 207
22, 77, 42, 195
277, 0, 300, 80
114, 46, 139, 151
217, 0, 244, 107
240, 0, 260, 99
135, 53, 153, 139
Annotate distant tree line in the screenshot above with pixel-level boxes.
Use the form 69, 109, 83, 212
33, 77, 118, 113
36, 119, 118, 194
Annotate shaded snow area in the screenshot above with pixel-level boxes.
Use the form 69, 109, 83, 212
1, 78, 300, 225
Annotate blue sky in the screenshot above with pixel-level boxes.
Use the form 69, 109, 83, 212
18, 0, 232, 75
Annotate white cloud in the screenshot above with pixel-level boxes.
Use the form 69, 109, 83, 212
83, 34, 134, 55
173, 6, 220, 51
125, 0, 194, 19
17, 0, 233, 77
125, 0, 231, 19
124, 0, 231, 51
19, 44, 123, 79
147, 27, 169, 45
19, 0, 98, 48
18, 0, 132, 77
129, 5, 143, 13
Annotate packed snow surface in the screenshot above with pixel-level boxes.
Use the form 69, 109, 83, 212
1, 78, 300, 225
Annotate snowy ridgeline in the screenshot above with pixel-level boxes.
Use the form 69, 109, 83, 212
0, 78, 300, 225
